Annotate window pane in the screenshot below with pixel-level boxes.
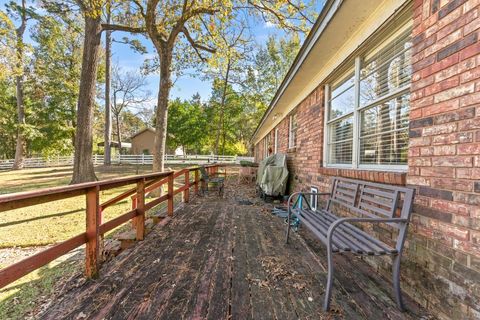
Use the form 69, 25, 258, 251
289, 114, 297, 147
359, 93, 410, 165
360, 31, 412, 107
328, 116, 353, 164
331, 75, 354, 98
329, 75, 355, 119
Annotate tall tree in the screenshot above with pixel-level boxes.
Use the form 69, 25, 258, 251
29, 13, 83, 156
128, 0, 315, 172
0, 80, 17, 159
167, 97, 207, 154
104, 0, 112, 164
206, 79, 245, 155
52, 0, 144, 183
2, 0, 35, 169
69, 0, 104, 182
203, 24, 250, 154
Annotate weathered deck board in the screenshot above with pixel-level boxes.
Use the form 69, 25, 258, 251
41, 179, 430, 320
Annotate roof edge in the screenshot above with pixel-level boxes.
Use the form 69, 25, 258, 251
130, 127, 155, 139
250, 0, 342, 143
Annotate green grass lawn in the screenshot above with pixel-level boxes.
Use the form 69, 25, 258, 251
0, 164, 186, 319
0, 165, 157, 248
0, 249, 82, 320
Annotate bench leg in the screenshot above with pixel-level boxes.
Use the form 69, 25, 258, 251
285, 217, 291, 244
323, 248, 334, 311
392, 254, 405, 311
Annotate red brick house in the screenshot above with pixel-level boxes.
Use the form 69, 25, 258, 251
252, 0, 480, 318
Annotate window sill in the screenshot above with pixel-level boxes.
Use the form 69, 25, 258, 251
319, 167, 407, 185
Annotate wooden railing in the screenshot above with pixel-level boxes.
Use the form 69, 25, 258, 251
0, 164, 225, 289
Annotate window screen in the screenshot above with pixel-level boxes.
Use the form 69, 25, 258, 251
289, 114, 297, 148
325, 29, 412, 169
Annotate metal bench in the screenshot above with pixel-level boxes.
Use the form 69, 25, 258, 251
199, 166, 225, 196
286, 177, 415, 312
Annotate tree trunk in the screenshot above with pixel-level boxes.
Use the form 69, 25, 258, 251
115, 113, 122, 153
71, 16, 102, 184
216, 60, 231, 156
152, 49, 172, 173
12, 0, 27, 170
104, 4, 112, 165
13, 73, 26, 170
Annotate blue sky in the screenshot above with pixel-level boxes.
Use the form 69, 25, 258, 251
97, 24, 288, 103
1, 1, 323, 108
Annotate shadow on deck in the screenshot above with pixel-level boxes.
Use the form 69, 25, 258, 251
42, 179, 430, 319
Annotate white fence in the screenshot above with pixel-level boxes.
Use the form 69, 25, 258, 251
0, 154, 254, 170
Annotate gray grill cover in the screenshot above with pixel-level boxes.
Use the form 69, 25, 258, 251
257, 153, 288, 196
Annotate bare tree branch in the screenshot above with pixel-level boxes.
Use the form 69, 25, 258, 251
181, 27, 216, 54
101, 24, 146, 33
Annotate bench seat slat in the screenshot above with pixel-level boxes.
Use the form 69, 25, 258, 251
299, 209, 370, 254
292, 210, 342, 252
320, 210, 397, 254
302, 210, 378, 255
315, 211, 389, 255
294, 209, 397, 255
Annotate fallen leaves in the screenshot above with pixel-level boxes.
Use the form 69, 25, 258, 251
255, 256, 307, 292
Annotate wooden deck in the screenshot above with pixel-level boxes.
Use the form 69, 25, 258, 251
41, 179, 429, 319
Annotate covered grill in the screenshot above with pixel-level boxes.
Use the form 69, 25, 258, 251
256, 153, 289, 198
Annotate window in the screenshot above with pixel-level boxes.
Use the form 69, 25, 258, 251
289, 113, 297, 148
263, 136, 269, 158
274, 128, 279, 154
325, 29, 412, 170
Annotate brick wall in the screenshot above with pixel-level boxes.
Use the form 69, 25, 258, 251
406, 0, 480, 318
254, 1, 480, 318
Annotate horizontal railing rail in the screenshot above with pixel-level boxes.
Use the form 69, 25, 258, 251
0, 155, 253, 170
0, 164, 226, 289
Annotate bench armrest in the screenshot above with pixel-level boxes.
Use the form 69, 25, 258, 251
287, 191, 331, 224
287, 191, 330, 209
326, 217, 408, 250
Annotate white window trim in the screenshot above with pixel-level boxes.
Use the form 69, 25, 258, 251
274, 128, 279, 154
323, 48, 410, 172
263, 137, 269, 158
289, 114, 297, 149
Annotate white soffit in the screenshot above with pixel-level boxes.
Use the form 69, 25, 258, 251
253, 0, 410, 145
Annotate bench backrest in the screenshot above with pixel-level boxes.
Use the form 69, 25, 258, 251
199, 166, 209, 180
325, 177, 415, 226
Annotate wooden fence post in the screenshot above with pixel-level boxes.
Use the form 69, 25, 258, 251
86, 186, 100, 278
167, 172, 174, 216
194, 169, 199, 194
135, 179, 145, 240
184, 170, 190, 203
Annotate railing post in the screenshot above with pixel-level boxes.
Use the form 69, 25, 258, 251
184, 170, 190, 203
167, 172, 174, 216
86, 186, 100, 278
194, 169, 199, 194
135, 179, 145, 240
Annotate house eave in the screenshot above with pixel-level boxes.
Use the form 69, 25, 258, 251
250, 0, 341, 144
